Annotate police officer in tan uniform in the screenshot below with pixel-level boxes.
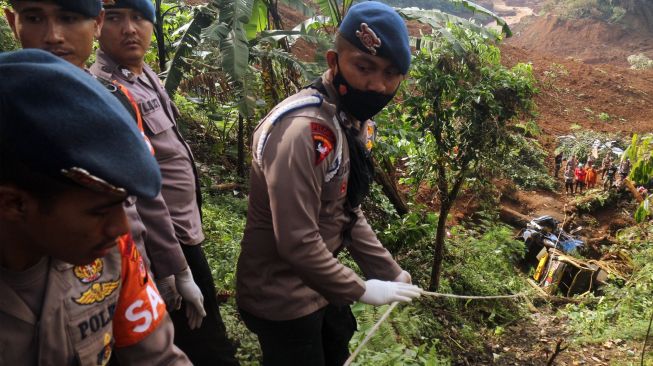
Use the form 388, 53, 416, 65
90, 1, 238, 364
237, 2, 422, 365
0, 49, 189, 365
3, 0, 203, 330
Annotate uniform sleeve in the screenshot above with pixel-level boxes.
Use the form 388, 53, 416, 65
136, 193, 189, 279
114, 313, 190, 365
261, 116, 366, 304
347, 207, 402, 281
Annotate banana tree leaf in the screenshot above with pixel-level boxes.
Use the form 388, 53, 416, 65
245, 0, 268, 41
279, 0, 315, 17
251, 46, 320, 80
164, 6, 215, 95
398, 7, 503, 41
447, 0, 512, 37
314, 0, 340, 26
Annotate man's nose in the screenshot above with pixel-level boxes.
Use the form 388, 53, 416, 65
43, 20, 65, 45
366, 76, 387, 94
123, 19, 137, 34
104, 208, 129, 239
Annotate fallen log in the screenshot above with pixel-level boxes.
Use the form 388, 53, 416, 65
499, 206, 530, 228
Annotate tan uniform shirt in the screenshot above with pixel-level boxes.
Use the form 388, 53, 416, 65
91, 51, 203, 277
236, 71, 402, 321
0, 236, 190, 365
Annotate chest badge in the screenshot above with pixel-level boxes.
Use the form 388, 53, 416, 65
311, 122, 336, 165
74, 280, 120, 305
74, 258, 104, 283
96, 332, 113, 366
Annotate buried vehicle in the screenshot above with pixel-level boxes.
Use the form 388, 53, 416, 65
518, 216, 611, 296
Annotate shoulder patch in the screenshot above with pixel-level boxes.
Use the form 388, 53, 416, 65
311, 122, 335, 165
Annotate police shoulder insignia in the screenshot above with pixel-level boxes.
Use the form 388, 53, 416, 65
74, 280, 120, 305
311, 122, 335, 165
74, 258, 104, 283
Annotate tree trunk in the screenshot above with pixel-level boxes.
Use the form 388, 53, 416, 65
429, 203, 450, 291
154, 0, 167, 72
237, 114, 245, 178
372, 157, 409, 216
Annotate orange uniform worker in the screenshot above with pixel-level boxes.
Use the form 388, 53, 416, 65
0, 50, 190, 365
585, 165, 598, 189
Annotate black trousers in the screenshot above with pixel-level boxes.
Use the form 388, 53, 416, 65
170, 244, 239, 366
240, 304, 357, 366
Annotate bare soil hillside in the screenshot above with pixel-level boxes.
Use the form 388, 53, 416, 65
501, 43, 653, 136
508, 14, 653, 66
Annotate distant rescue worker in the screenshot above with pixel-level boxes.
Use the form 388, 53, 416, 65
90, 1, 237, 363
600, 154, 612, 179
564, 164, 575, 195
0, 49, 190, 365
236, 2, 422, 364
3, 0, 206, 343
554, 152, 563, 178
575, 164, 587, 194
618, 158, 631, 182
567, 155, 578, 172
586, 153, 595, 169
585, 165, 598, 189
604, 164, 618, 190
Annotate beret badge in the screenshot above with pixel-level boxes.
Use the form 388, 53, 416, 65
355, 23, 382, 55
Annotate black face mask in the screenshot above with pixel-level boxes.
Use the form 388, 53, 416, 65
332, 65, 396, 121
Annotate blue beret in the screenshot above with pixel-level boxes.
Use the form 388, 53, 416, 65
339, 1, 411, 74
0, 49, 161, 199
105, 0, 156, 23
9, 0, 102, 17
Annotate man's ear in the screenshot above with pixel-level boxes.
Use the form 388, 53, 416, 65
326, 49, 338, 74
4, 8, 19, 40
0, 186, 34, 222
94, 9, 105, 39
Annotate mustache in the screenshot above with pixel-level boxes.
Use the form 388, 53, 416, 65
121, 38, 144, 46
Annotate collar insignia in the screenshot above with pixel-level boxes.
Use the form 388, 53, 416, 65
356, 23, 382, 55
74, 259, 104, 283
74, 280, 120, 305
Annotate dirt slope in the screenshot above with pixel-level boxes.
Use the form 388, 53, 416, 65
508, 14, 653, 66
501, 43, 653, 137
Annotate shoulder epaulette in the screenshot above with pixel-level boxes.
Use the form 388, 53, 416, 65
254, 94, 344, 182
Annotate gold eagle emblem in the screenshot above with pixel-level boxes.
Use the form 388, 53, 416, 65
73, 258, 104, 283
74, 280, 120, 305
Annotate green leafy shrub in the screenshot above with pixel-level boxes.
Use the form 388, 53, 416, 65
201, 192, 247, 291
566, 222, 653, 343
497, 134, 556, 191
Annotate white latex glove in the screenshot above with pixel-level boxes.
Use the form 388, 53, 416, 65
175, 267, 206, 330
155, 275, 182, 311
393, 270, 412, 284
359, 279, 422, 306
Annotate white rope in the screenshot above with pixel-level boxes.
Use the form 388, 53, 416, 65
343, 290, 527, 366
344, 302, 398, 366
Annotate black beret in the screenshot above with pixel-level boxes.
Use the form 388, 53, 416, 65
339, 1, 411, 74
104, 0, 156, 23
10, 0, 102, 17
0, 49, 161, 199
